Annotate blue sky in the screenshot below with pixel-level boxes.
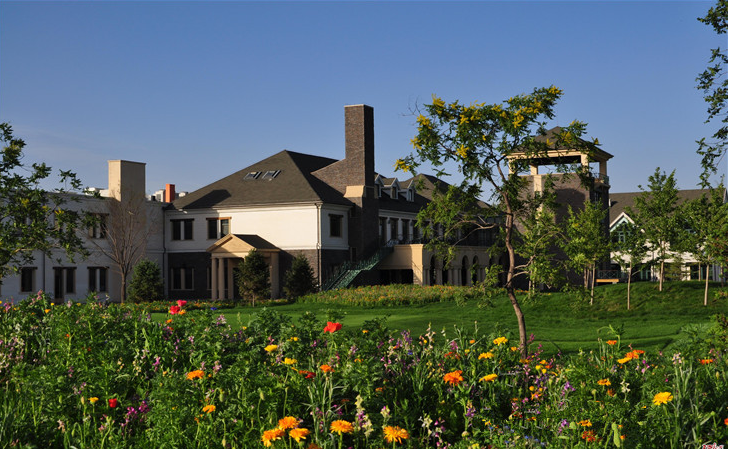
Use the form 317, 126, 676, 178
0, 1, 725, 196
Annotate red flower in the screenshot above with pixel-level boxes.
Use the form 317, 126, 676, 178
108, 398, 118, 408
176, 300, 187, 308
299, 370, 316, 379
169, 305, 181, 315
323, 322, 342, 333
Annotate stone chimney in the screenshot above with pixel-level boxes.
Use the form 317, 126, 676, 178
108, 160, 146, 203
164, 183, 176, 203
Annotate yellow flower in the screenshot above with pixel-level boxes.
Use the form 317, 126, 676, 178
493, 337, 508, 346
652, 392, 673, 406
202, 404, 216, 413
383, 425, 409, 444
479, 374, 498, 383
283, 357, 297, 365
578, 419, 592, 427
278, 416, 299, 430
617, 356, 632, 364
330, 420, 354, 435
478, 352, 494, 360
597, 379, 611, 386
431, 95, 445, 109
88, 397, 99, 404
261, 428, 285, 447
186, 369, 204, 380
289, 427, 310, 442
264, 344, 278, 353
289, 336, 299, 342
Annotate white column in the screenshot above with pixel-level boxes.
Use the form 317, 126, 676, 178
211, 257, 218, 300
226, 260, 234, 300
217, 258, 225, 300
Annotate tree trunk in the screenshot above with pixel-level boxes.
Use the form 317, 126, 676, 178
120, 271, 126, 304
504, 214, 528, 359
704, 264, 709, 306
659, 260, 664, 291
627, 262, 632, 310
590, 265, 595, 305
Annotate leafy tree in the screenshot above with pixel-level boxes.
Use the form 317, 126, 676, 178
611, 220, 648, 310
127, 259, 164, 303
397, 86, 598, 357
0, 123, 94, 280
87, 193, 159, 303
627, 168, 680, 292
696, 0, 727, 187
236, 249, 270, 306
283, 254, 318, 300
562, 200, 610, 305
677, 187, 728, 305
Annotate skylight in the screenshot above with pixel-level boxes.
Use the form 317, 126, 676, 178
244, 172, 261, 180
261, 170, 281, 180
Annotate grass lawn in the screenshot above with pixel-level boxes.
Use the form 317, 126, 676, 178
155, 281, 726, 356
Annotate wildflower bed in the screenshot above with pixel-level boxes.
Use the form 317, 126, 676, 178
0, 293, 726, 448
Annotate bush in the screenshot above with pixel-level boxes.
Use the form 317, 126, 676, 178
283, 254, 318, 300
236, 249, 270, 306
127, 259, 164, 303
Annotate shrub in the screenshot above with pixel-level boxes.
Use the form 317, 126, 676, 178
283, 254, 318, 300
236, 249, 270, 306
127, 259, 164, 303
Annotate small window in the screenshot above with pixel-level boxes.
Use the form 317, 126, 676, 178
171, 219, 194, 240
244, 172, 261, 180
261, 170, 281, 180
390, 188, 398, 200
171, 267, 194, 290
53, 267, 75, 299
329, 214, 343, 238
88, 267, 108, 293
88, 214, 107, 239
207, 217, 231, 239
20, 267, 36, 293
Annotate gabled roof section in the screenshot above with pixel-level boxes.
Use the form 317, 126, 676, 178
171, 150, 352, 210
609, 189, 714, 223
207, 234, 279, 254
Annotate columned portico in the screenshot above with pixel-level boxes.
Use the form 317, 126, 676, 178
207, 234, 281, 300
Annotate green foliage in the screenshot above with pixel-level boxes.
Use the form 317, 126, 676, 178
696, 0, 727, 187
236, 249, 270, 306
562, 200, 611, 303
611, 220, 649, 309
126, 259, 164, 303
397, 87, 599, 355
283, 254, 318, 300
627, 168, 680, 291
0, 290, 725, 448
0, 123, 94, 279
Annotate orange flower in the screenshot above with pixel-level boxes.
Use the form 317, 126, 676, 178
186, 369, 204, 380
320, 364, 334, 373
607, 389, 616, 397
278, 416, 299, 430
606, 340, 617, 346
581, 430, 597, 442
330, 420, 354, 435
383, 425, 409, 444
289, 427, 310, 442
700, 358, 714, 364
202, 404, 216, 413
597, 379, 611, 386
443, 370, 464, 386
261, 428, 285, 447
578, 419, 592, 427
306, 443, 323, 449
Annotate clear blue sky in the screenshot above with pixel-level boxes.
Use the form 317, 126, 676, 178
1, 1, 725, 196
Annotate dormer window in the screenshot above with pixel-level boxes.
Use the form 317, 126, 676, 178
390, 187, 398, 200
375, 184, 381, 198
407, 189, 414, 202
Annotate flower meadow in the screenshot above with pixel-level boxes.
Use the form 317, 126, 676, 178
0, 292, 726, 448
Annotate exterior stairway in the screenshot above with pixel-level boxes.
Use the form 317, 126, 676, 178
321, 247, 394, 291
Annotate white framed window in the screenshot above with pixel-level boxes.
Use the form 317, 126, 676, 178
88, 267, 108, 293
207, 217, 230, 239
171, 219, 193, 240
329, 214, 343, 238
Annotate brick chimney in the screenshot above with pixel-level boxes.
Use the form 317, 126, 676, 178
164, 183, 176, 203
344, 104, 375, 188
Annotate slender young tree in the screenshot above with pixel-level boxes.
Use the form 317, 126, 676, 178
0, 123, 93, 280
236, 249, 270, 306
677, 187, 728, 305
627, 168, 680, 292
515, 199, 564, 296
562, 200, 611, 305
611, 220, 648, 310
87, 194, 158, 303
397, 86, 598, 357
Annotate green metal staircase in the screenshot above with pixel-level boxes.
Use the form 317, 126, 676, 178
321, 247, 394, 291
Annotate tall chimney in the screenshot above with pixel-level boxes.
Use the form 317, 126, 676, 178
344, 104, 374, 187
164, 183, 176, 203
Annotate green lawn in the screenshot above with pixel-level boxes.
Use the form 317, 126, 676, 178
155, 281, 727, 356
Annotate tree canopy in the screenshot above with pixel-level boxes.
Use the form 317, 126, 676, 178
0, 123, 93, 281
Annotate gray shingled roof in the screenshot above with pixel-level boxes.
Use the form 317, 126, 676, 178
609, 189, 714, 224
170, 150, 352, 210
